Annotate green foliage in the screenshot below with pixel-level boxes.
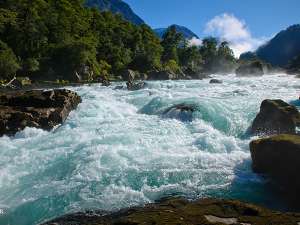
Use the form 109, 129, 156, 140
0, 40, 20, 79
178, 41, 203, 74
0, 0, 237, 81
164, 59, 180, 73
47, 40, 99, 81
99, 60, 111, 79
161, 25, 183, 63
200, 38, 236, 73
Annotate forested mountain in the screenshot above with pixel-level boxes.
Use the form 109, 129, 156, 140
154, 25, 199, 40
241, 24, 300, 67
85, 0, 145, 25
0, 1, 236, 83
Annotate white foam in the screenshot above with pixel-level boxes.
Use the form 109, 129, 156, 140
0, 74, 299, 225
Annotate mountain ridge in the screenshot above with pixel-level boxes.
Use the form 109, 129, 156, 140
85, 0, 145, 25
241, 24, 300, 67
154, 24, 199, 40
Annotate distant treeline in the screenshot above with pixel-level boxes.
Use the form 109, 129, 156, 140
0, 0, 237, 82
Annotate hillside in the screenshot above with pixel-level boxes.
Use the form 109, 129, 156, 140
85, 0, 145, 25
154, 25, 199, 39
254, 24, 300, 67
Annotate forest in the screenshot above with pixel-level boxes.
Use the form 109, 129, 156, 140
0, 0, 237, 83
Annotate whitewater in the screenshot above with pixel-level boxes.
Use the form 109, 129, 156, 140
0, 74, 299, 225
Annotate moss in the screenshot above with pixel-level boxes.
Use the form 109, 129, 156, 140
43, 198, 300, 225
253, 134, 300, 146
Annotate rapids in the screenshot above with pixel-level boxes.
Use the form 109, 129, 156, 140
0, 74, 299, 225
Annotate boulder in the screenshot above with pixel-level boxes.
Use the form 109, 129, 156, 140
148, 70, 177, 80
122, 69, 136, 82
163, 103, 196, 122
250, 134, 300, 195
43, 197, 300, 225
126, 81, 146, 91
251, 99, 300, 136
0, 89, 81, 136
236, 61, 264, 76
209, 79, 223, 84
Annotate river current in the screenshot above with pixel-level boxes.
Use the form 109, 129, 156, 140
0, 74, 299, 225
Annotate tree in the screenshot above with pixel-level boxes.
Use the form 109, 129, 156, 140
178, 40, 203, 74
161, 25, 183, 63
45, 40, 99, 81
0, 40, 20, 80
216, 41, 236, 73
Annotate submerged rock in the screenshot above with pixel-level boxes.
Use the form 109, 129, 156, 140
251, 99, 300, 136
0, 89, 81, 136
209, 79, 223, 84
43, 197, 300, 225
236, 61, 264, 76
162, 103, 196, 122
250, 134, 300, 197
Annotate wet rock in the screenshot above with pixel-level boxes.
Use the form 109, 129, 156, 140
148, 70, 178, 80
250, 134, 300, 198
101, 79, 111, 86
209, 79, 223, 84
236, 61, 264, 76
114, 85, 125, 90
0, 89, 81, 136
122, 69, 136, 82
251, 99, 300, 136
42, 197, 300, 225
126, 81, 146, 91
163, 103, 196, 122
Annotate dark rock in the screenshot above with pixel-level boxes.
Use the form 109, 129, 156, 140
42, 197, 300, 225
163, 103, 196, 122
101, 79, 111, 86
114, 85, 125, 90
126, 81, 146, 91
250, 134, 300, 197
209, 79, 223, 84
236, 61, 264, 76
122, 69, 136, 82
0, 89, 81, 136
148, 70, 177, 80
251, 99, 300, 136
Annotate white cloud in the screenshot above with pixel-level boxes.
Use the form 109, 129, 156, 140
204, 13, 269, 57
188, 37, 202, 46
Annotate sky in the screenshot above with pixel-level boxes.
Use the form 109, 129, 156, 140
124, 0, 300, 56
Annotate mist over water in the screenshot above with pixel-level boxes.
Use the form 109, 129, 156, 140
0, 74, 299, 225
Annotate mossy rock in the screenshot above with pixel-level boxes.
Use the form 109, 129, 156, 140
251, 99, 300, 136
43, 197, 300, 225
250, 134, 300, 199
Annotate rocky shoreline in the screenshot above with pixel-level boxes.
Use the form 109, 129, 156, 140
42, 197, 300, 225
0, 89, 81, 136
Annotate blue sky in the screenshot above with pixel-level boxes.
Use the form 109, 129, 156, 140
125, 0, 300, 56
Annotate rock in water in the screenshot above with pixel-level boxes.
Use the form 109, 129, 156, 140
148, 70, 178, 80
126, 81, 146, 91
250, 134, 300, 196
163, 103, 196, 122
122, 69, 136, 82
251, 99, 300, 136
0, 89, 81, 136
209, 79, 223, 84
42, 197, 300, 225
236, 61, 264, 76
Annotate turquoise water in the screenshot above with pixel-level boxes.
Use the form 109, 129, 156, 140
0, 74, 299, 225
